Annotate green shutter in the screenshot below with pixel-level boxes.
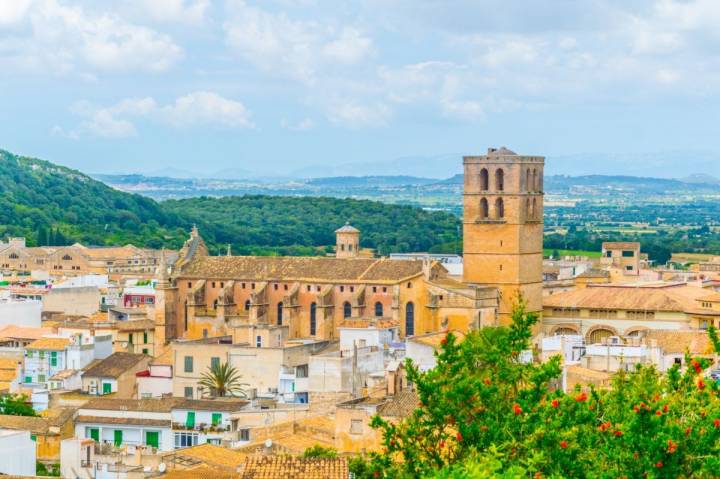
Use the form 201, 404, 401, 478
211, 357, 220, 369
186, 411, 195, 428
38, 374, 45, 384
24, 376, 31, 383
142, 348, 149, 355
128, 333, 133, 344
26, 350, 33, 358
143, 331, 148, 344
145, 431, 159, 448
103, 383, 112, 395
114, 430, 123, 447
50, 351, 57, 367
89, 428, 99, 442
39, 351, 44, 359
184, 356, 193, 373
31, 434, 36, 442
211, 413, 222, 426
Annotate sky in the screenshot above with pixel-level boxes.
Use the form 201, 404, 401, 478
1, 0, 720, 178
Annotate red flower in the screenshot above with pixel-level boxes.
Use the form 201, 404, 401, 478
633, 452, 639, 460
714, 419, 720, 428
667, 440, 677, 454
373, 472, 379, 479
483, 378, 491, 386
439, 440, 445, 448
389, 439, 395, 447
575, 392, 588, 402
685, 427, 692, 436
655, 410, 662, 416
440, 338, 447, 346
456, 432, 463, 442
633, 405, 640, 413
448, 416, 456, 425
614, 430, 623, 437
692, 360, 700, 368
698, 379, 706, 390
513, 403, 522, 415
559, 440, 568, 449
551, 399, 559, 408
655, 461, 663, 469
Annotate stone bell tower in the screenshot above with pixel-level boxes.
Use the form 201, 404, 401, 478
335, 222, 360, 259
462, 147, 544, 323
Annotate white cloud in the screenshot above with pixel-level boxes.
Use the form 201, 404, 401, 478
61, 91, 253, 138
1, 0, 183, 74
125, 0, 210, 25
224, 0, 372, 82
0, 0, 32, 25
326, 100, 391, 128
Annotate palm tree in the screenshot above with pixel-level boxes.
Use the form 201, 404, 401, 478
198, 362, 249, 398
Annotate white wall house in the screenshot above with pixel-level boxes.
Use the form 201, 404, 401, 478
0, 429, 36, 476
309, 346, 385, 394
137, 358, 173, 399
0, 294, 41, 328
339, 324, 399, 351
23, 337, 70, 388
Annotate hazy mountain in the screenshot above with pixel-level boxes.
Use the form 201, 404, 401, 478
679, 173, 720, 185
306, 176, 437, 187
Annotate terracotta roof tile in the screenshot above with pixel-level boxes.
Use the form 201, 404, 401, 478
82, 352, 149, 378
239, 456, 349, 479
115, 319, 155, 331
644, 330, 715, 355
377, 390, 419, 418
409, 330, 465, 349
165, 444, 246, 469
26, 337, 69, 350
179, 256, 423, 283
0, 414, 50, 434
160, 465, 237, 479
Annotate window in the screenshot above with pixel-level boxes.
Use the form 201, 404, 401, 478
375, 301, 383, 317
674, 357, 682, 365
220, 282, 224, 288
188, 282, 192, 288
145, 431, 159, 448
343, 301, 352, 319
114, 430, 123, 447
211, 413, 222, 426
407, 282, 412, 289
239, 429, 250, 441
341, 244, 345, 251
382, 287, 387, 293
284, 284, 288, 291
350, 419, 363, 435
212, 282, 216, 288
184, 387, 193, 399
625, 265, 634, 271
277, 302, 283, 326
310, 302, 317, 336
9, 253, 18, 259
405, 302, 415, 337
174, 432, 198, 448
38, 374, 45, 384
184, 356, 193, 373
350, 286, 354, 293
244, 299, 251, 311
211, 357, 220, 369
307, 285, 311, 292
340, 286, 344, 293
296, 364, 309, 378
480, 198, 489, 219
50, 351, 57, 367
143, 331, 148, 344
274, 283, 278, 290
495, 168, 504, 191
622, 250, 635, 257
26, 350, 33, 358
128, 333, 133, 344
526, 168, 532, 191
495, 198, 504, 219
479, 168, 489, 190
62, 254, 72, 261
256, 335, 262, 348
251, 283, 255, 289
186, 411, 196, 428
142, 348, 149, 355
39, 350, 45, 360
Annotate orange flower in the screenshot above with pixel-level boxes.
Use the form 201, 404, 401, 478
559, 440, 568, 449
456, 432, 463, 442
698, 379, 706, 390
513, 403, 522, 415
575, 392, 588, 402
667, 440, 677, 454
483, 378, 491, 386
551, 399, 559, 408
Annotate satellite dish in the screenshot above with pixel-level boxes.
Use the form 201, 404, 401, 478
264, 439, 272, 448
158, 463, 166, 473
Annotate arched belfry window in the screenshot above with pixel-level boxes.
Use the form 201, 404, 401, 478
244, 299, 251, 311
479, 168, 489, 190
495, 198, 505, 219
526, 168, 532, 191
375, 301, 383, 317
526, 198, 531, 219
533, 198, 538, 219
532, 169, 538, 193
343, 301, 352, 319
277, 302, 283, 325
495, 169, 504, 191
480, 198, 489, 219
62, 254, 72, 261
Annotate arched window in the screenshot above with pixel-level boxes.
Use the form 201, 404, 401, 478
480, 198, 489, 219
538, 170, 543, 192
343, 301, 352, 319
62, 254, 72, 261
374, 301, 383, 317
526, 168, 531, 191
9, 253, 18, 260
495, 198, 504, 219
532, 198, 538, 219
532, 169, 537, 193
554, 327, 577, 336
244, 299, 251, 311
405, 302, 415, 337
310, 302, 317, 336
277, 302, 283, 325
479, 168, 489, 190
495, 168, 504, 191
213, 299, 218, 309
526, 198, 531, 219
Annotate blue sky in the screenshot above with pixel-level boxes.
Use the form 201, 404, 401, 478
1, 0, 720, 178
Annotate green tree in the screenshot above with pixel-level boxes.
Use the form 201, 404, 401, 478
198, 362, 248, 398
0, 394, 37, 416
367, 303, 720, 478
302, 445, 338, 458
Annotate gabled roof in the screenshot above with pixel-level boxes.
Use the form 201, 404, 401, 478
82, 352, 149, 378
178, 256, 425, 283
335, 222, 359, 234
239, 456, 349, 479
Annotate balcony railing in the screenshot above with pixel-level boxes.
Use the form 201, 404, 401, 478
171, 422, 231, 433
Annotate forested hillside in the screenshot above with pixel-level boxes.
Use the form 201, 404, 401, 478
0, 149, 460, 256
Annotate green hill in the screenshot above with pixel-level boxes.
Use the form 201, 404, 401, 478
0, 149, 461, 256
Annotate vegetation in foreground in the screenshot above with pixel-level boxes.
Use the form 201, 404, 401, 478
341, 302, 720, 478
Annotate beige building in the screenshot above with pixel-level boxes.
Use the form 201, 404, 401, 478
542, 282, 720, 343
601, 242, 641, 277
81, 352, 151, 398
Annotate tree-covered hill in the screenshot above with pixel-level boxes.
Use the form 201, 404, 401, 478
0, 149, 461, 256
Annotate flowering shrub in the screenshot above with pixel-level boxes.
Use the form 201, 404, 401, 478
366, 301, 720, 478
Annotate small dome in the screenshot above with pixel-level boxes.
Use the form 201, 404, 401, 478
335, 222, 360, 233
487, 146, 517, 156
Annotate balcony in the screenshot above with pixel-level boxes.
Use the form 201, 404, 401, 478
171, 422, 231, 434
